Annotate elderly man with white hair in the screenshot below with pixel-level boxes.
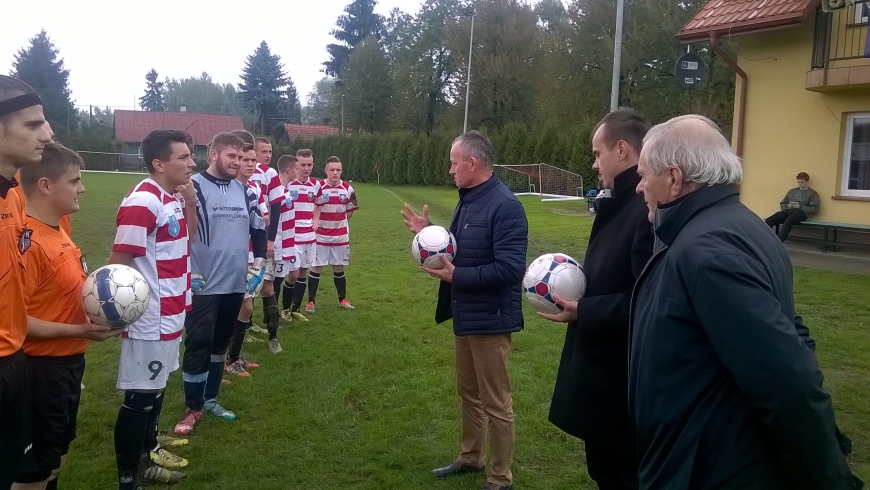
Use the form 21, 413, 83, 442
629, 115, 857, 490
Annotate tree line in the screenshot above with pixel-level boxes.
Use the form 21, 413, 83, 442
7, 0, 736, 183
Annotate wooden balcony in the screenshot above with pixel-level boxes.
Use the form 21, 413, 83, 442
806, 5, 870, 92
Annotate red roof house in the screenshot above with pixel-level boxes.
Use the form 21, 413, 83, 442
677, 0, 820, 42
114, 110, 245, 147
282, 124, 339, 141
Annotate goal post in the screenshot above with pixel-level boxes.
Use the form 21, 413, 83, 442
77, 151, 146, 173
493, 163, 585, 202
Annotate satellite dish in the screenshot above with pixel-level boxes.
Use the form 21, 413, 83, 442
674, 53, 707, 91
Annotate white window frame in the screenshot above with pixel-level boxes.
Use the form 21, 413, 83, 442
842, 112, 870, 198
854, 1, 868, 24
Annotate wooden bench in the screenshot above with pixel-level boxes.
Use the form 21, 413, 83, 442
784, 221, 870, 252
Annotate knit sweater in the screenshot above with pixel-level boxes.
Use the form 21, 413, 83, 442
780, 187, 820, 214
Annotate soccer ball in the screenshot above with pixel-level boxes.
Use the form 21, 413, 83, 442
412, 225, 457, 270
523, 253, 587, 314
81, 264, 151, 328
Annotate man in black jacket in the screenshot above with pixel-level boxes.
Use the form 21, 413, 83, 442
631, 114, 855, 489
402, 131, 528, 490
541, 108, 653, 489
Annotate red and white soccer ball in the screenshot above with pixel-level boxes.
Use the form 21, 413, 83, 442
412, 225, 457, 270
81, 264, 151, 329
523, 253, 587, 314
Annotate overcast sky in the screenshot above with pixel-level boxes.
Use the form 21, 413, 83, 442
1, 0, 426, 111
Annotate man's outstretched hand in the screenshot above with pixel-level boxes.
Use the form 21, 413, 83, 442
401, 203, 429, 234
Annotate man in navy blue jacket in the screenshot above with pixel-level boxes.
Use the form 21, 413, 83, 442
402, 131, 528, 490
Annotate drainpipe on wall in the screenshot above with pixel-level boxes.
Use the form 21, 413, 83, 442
709, 32, 748, 158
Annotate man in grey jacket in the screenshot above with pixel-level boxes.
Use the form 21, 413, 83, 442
764, 172, 820, 242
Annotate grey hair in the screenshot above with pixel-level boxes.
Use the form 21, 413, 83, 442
642, 114, 742, 186
453, 130, 494, 169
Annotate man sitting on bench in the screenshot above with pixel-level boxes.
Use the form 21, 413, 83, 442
765, 172, 820, 242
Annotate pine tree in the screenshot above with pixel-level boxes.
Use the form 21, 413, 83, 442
238, 41, 295, 134
11, 30, 77, 133
324, 0, 383, 77
342, 36, 392, 133
139, 69, 165, 111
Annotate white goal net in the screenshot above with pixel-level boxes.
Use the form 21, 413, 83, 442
494, 163, 585, 201
77, 151, 146, 173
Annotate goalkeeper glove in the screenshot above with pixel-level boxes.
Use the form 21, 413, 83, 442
246, 258, 266, 296
190, 274, 206, 293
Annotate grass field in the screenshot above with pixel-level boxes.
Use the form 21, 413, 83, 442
58, 171, 870, 489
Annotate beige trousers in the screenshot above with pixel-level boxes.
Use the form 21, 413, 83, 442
455, 333, 514, 487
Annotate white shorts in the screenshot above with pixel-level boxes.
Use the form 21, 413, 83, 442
296, 243, 316, 269
314, 244, 350, 267
265, 257, 299, 281
117, 337, 181, 391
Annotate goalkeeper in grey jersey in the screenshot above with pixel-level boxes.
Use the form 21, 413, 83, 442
173, 132, 268, 436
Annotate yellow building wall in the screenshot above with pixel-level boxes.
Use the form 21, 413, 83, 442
735, 20, 870, 225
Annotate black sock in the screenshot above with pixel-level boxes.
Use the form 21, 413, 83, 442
115, 391, 156, 490
282, 279, 295, 311
263, 295, 280, 339
308, 271, 321, 304
334, 272, 347, 301
143, 392, 164, 453
227, 320, 250, 363
292, 278, 307, 311
46, 478, 58, 490
272, 277, 284, 306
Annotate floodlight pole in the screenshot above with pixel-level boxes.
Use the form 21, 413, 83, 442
610, 0, 625, 112
463, 6, 475, 134
341, 94, 345, 136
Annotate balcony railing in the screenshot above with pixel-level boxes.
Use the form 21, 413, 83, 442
812, 4, 869, 70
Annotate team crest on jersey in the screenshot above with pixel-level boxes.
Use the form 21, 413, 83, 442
339, 193, 348, 203
168, 215, 181, 237
289, 190, 298, 201
18, 228, 32, 254
81, 255, 89, 274
307, 191, 316, 201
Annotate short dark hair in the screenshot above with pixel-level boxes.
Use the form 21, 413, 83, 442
19, 142, 83, 196
452, 131, 494, 169
277, 155, 298, 172
141, 130, 193, 173
296, 148, 312, 159
232, 130, 255, 151
796, 172, 810, 181
210, 132, 245, 155
0, 75, 39, 126
255, 137, 271, 147
324, 156, 341, 165
593, 108, 651, 153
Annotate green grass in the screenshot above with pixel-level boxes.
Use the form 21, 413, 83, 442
60, 172, 869, 489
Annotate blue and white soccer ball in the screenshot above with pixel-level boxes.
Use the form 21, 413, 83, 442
412, 225, 457, 270
81, 264, 151, 328
523, 253, 586, 314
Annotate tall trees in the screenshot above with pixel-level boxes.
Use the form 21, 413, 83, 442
239, 41, 301, 134
324, 0, 383, 77
139, 69, 165, 111
163, 72, 243, 115
342, 36, 392, 133
11, 30, 77, 133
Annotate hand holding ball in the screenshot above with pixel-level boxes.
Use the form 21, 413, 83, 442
523, 253, 586, 314
412, 225, 456, 270
81, 265, 151, 328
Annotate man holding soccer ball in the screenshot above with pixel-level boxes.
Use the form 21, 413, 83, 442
402, 131, 527, 490
539, 108, 654, 489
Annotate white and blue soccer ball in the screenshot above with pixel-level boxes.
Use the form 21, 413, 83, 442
412, 225, 457, 270
81, 264, 151, 328
523, 253, 587, 314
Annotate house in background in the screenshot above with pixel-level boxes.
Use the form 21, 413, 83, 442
279, 123, 339, 143
113, 110, 245, 160
678, 0, 870, 231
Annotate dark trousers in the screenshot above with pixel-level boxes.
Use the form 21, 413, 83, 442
182, 294, 244, 375
765, 209, 807, 242
0, 350, 30, 490
585, 441, 638, 490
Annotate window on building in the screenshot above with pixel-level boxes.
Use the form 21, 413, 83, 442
854, 2, 868, 24
843, 113, 870, 198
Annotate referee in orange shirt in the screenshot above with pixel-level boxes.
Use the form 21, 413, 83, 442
13, 143, 119, 490
0, 75, 53, 489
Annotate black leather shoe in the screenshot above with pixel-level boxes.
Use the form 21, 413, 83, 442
430, 460, 486, 478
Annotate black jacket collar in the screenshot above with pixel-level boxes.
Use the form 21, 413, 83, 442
458, 174, 499, 203
0, 174, 19, 199
612, 165, 640, 199
654, 184, 740, 247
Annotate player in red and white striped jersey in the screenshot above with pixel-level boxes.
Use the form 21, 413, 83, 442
308, 156, 358, 312
248, 138, 284, 220
283, 149, 320, 317
109, 130, 195, 488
